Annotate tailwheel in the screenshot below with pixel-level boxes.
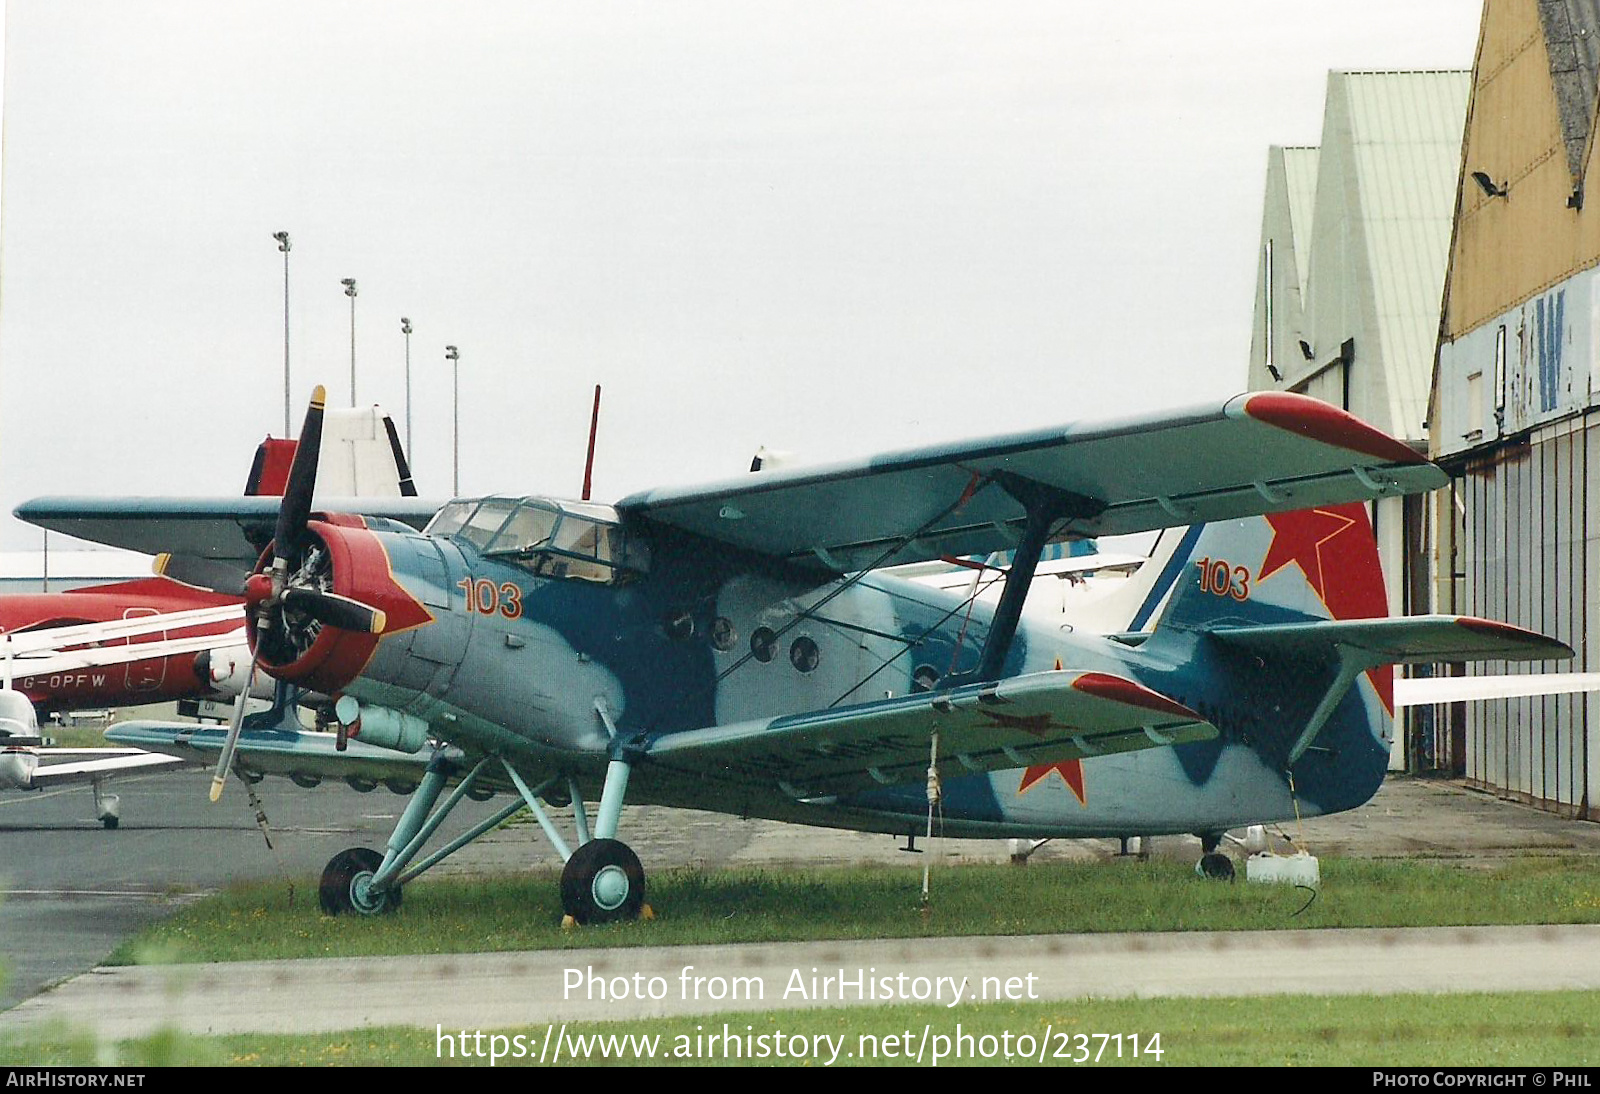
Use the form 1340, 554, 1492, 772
319, 847, 403, 916
1195, 851, 1236, 881
560, 838, 645, 925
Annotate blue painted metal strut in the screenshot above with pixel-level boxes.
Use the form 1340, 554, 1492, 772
594, 759, 632, 841
503, 760, 574, 863
370, 755, 492, 891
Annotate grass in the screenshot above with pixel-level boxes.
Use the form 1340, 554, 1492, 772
5, 990, 1598, 1066
104, 856, 1600, 966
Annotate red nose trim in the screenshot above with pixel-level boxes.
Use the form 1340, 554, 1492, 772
1242, 392, 1428, 465
248, 520, 432, 695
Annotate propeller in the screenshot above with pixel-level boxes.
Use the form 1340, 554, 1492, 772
209, 385, 386, 803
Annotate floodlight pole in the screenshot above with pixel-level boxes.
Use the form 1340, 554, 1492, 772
342, 278, 359, 406
274, 231, 292, 436
400, 318, 413, 462
445, 345, 460, 494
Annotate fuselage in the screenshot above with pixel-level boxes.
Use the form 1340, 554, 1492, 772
0, 578, 245, 717
288, 497, 1391, 842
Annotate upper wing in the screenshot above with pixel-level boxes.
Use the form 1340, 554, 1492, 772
642, 669, 1215, 798
616, 392, 1443, 574
12, 497, 446, 562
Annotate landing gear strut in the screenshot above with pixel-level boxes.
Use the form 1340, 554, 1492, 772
314, 745, 648, 925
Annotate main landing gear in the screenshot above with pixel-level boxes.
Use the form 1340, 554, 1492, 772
317, 750, 647, 925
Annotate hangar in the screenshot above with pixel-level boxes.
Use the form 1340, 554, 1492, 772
1245, 68, 1470, 770
1429, 0, 1600, 819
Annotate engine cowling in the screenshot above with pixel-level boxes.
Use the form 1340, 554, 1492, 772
245, 517, 432, 696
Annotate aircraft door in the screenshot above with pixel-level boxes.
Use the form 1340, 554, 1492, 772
121, 607, 167, 692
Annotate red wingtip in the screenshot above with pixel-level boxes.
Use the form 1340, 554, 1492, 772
1241, 392, 1427, 465
1071, 672, 1202, 720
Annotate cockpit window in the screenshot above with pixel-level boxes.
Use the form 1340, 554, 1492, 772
455, 498, 520, 551
425, 496, 646, 584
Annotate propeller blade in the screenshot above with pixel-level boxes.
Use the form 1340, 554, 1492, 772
273, 384, 327, 571
282, 588, 387, 634
209, 656, 257, 803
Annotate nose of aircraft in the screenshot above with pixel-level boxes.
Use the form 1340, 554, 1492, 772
246, 518, 433, 695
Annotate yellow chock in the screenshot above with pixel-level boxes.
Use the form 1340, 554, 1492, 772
561, 915, 578, 930
641, 904, 656, 921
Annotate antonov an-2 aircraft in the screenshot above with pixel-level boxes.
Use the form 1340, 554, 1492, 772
20, 387, 1568, 923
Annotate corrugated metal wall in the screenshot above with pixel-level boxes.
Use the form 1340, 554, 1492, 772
1461, 414, 1594, 816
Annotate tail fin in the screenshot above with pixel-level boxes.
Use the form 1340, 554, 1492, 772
1144, 506, 1568, 804
242, 406, 415, 498
1144, 504, 1397, 809
1155, 503, 1390, 635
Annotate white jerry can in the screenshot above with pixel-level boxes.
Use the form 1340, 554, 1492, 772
1245, 850, 1320, 888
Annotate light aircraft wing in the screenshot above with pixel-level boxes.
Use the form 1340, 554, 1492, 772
105, 723, 439, 785
643, 669, 1216, 798
12, 496, 446, 562
616, 393, 1443, 574
23, 750, 188, 787
1395, 672, 1600, 706
6, 629, 246, 677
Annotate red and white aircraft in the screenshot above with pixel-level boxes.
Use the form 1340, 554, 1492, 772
1, 405, 441, 825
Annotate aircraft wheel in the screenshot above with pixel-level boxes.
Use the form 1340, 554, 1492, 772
319, 847, 403, 916
1195, 851, 1236, 882
560, 838, 646, 925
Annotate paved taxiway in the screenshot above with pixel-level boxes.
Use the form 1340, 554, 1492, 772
6, 924, 1600, 1039
0, 767, 504, 1008
4, 768, 1600, 1032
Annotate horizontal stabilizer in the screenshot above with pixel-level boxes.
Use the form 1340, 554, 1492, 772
1209, 616, 1572, 668
644, 669, 1216, 798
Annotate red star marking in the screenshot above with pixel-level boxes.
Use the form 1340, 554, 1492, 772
978, 710, 1065, 737
1258, 507, 1357, 601
1257, 503, 1394, 714
1018, 760, 1086, 804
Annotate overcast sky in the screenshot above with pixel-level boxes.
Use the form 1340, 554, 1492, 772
0, 2, 1483, 552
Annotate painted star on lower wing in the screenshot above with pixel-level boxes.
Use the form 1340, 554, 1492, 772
1018, 760, 1086, 805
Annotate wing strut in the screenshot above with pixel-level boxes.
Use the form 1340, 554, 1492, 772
941, 473, 1102, 688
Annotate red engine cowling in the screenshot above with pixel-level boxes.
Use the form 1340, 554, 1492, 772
245, 516, 431, 696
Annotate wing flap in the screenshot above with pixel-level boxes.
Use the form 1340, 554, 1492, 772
644, 670, 1215, 798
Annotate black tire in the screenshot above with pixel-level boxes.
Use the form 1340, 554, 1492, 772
560, 838, 646, 924
319, 847, 402, 916
1196, 851, 1236, 882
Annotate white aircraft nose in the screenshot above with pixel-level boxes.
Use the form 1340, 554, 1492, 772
0, 747, 39, 790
